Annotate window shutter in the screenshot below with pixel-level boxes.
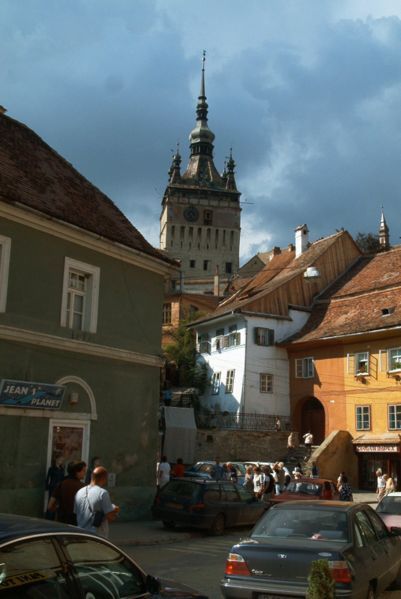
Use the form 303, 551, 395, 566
295, 359, 302, 378
223, 335, 230, 348
346, 353, 355, 374
254, 327, 260, 345
268, 329, 275, 345
379, 349, 388, 372
235, 332, 241, 345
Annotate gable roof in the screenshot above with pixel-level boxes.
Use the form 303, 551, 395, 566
0, 112, 174, 266
285, 247, 401, 345
192, 230, 359, 326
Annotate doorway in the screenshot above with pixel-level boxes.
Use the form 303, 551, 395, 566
301, 397, 325, 444
45, 419, 90, 509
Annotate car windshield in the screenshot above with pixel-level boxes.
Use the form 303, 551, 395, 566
377, 496, 401, 515
286, 482, 321, 496
252, 508, 349, 542
160, 480, 201, 500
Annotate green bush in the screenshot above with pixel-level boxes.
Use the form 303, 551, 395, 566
307, 559, 335, 599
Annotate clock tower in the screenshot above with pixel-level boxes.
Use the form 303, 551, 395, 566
159, 54, 241, 293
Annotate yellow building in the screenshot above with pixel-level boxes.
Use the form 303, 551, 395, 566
286, 246, 401, 489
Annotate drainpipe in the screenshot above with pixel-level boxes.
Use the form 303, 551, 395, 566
241, 317, 248, 417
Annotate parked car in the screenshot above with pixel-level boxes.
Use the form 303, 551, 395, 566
0, 513, 207, 598
221, 500, 401, 598
152, 478, 266, 535
376, 492, 401, 530
270, 477, 339, 504
184, 461, 246, 484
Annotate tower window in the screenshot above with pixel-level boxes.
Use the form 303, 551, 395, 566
190, 259, 196, 268
204, 210, 213, 225
225, 262, 232, 274
203, 260, 210, 271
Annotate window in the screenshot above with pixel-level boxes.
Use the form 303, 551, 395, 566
388, 348, 401, 372
355, 352, 369, 375
212, 372, 221, 394
260, 373, 273, 393
189, 259, 196, 268
162, 302, 172, 325
0, 537, 70, 597
225, 370, 235, 393
356, 406, 370, 430
203, 259, 210, 271
61, 258, 100, 333
254, 327, 275, 346
389, 405, 401, 430
295, 357, 314, 379
225, 262, 232, 274
198, 333, 210, 354
204, 210, 213, 225
0, 235, 11, 312
61, 536, 147, 597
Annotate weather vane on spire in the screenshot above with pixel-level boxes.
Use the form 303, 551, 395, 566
202, 50, 206, 68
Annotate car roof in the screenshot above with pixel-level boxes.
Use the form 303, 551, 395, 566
382, 492, 401, 497
0, 513, 91, 543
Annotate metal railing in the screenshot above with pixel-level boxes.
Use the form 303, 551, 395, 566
195, 412, 291, 432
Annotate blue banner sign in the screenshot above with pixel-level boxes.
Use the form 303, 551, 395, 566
0, 379, 65, 410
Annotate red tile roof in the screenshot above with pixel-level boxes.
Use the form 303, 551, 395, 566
0, 113, 174, 265
287, 247, 401, 344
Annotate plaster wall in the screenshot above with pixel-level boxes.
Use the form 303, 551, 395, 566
195, 430, 288, 463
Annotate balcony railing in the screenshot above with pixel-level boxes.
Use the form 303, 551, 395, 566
195, 412, 291, 432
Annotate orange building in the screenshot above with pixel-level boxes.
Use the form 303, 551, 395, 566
285, 247, 401, 488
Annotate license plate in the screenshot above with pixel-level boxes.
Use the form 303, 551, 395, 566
165, 502, 183, 510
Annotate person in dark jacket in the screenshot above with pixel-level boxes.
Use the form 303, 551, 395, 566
49, 460, 87, 525
45, 456, 65, 520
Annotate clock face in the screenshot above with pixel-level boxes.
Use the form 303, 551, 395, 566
183, 206, 199, 222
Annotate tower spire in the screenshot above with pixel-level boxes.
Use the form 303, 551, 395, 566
379, 205, 390, 251
189, 50, 215, 158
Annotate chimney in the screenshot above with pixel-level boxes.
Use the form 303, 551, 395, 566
214, 265, 220, 296
295, 224, 309, 258
0, 106, 7, 115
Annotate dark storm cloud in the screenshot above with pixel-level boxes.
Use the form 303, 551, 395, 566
2, 1, 401, 260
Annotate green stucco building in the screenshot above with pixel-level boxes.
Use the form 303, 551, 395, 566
0, 110, 176, 519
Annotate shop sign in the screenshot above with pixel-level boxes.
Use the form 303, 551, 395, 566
355, 444, 400, 453
0, 379, 65, 410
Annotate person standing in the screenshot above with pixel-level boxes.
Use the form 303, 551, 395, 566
45, 456, 65, 519
253, 466, 266, 500
156, 455, 171, 489
49, 461, 87, 525
243, 466, 254, 492
385, 474, 396, 495
85, 456, 102, 484
275, 417, 281, 432
338, 475, 353, 501
376, 469, 386, 502
213, 457, 225, 481
226, 462, 238, 483
303, 431, 314, 459
74, 466, 119, 539
171, 458, 185, 478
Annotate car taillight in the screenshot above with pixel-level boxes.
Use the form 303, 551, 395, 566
225, 553, 251, 576
189, 502, 205, 512
328, 560, 352, 583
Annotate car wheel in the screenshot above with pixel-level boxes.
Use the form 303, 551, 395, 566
162, 520, 176, 530
366, 583, 376, 599
209, 513, 225, 536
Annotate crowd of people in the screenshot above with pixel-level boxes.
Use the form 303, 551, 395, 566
45, 456, 119, 538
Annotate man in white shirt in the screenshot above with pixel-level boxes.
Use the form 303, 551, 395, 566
74, 466, 119, 539
156, 455, 171, 489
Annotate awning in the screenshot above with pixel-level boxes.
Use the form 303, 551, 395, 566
353, 433, 401, 453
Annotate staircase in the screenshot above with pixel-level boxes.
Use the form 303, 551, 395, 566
281, 445, 320, 476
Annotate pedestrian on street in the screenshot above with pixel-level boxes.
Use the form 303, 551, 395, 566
338, 475, 353, 501
287, 431, 299, 450
376, 469, 386, 502
45, 456, 65, 520
385, 475, 396, 495
226, 462, 238, 483
85, 456, 102, 484
48, 460, 87, 525
253, 466, 266, 499
171, 458, 185, 478
303, 431, 314, 459
74, 466, 119, 539
275, 416, 281, 432
213, 457, 225, 481
243, 466, 254, 491
156, 455, 171, 489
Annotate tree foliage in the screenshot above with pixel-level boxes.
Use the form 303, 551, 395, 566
307, 560, 335, 599
355, 232, 383, 254
164, 320, 207, 392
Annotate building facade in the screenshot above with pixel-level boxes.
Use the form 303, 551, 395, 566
159, 56, 241, 293
286, 246, 401, 488
0, 111, 175, 517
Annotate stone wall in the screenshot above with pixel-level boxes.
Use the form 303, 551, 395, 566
312, 429, 358, 487
195, 429, 288, 462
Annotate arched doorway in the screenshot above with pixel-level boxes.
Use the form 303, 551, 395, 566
301, 397, 325, 444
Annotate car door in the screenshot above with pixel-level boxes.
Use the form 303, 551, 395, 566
0, 536, 76, 597
353, 509, 388, 593
59, 534, 152, 598
221, 483, 242, 526
236, 485, 265, 525
366, 507, 401, 590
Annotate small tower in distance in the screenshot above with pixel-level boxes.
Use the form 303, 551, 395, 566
159, 52, 241, 294
378, 206, 390, 251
